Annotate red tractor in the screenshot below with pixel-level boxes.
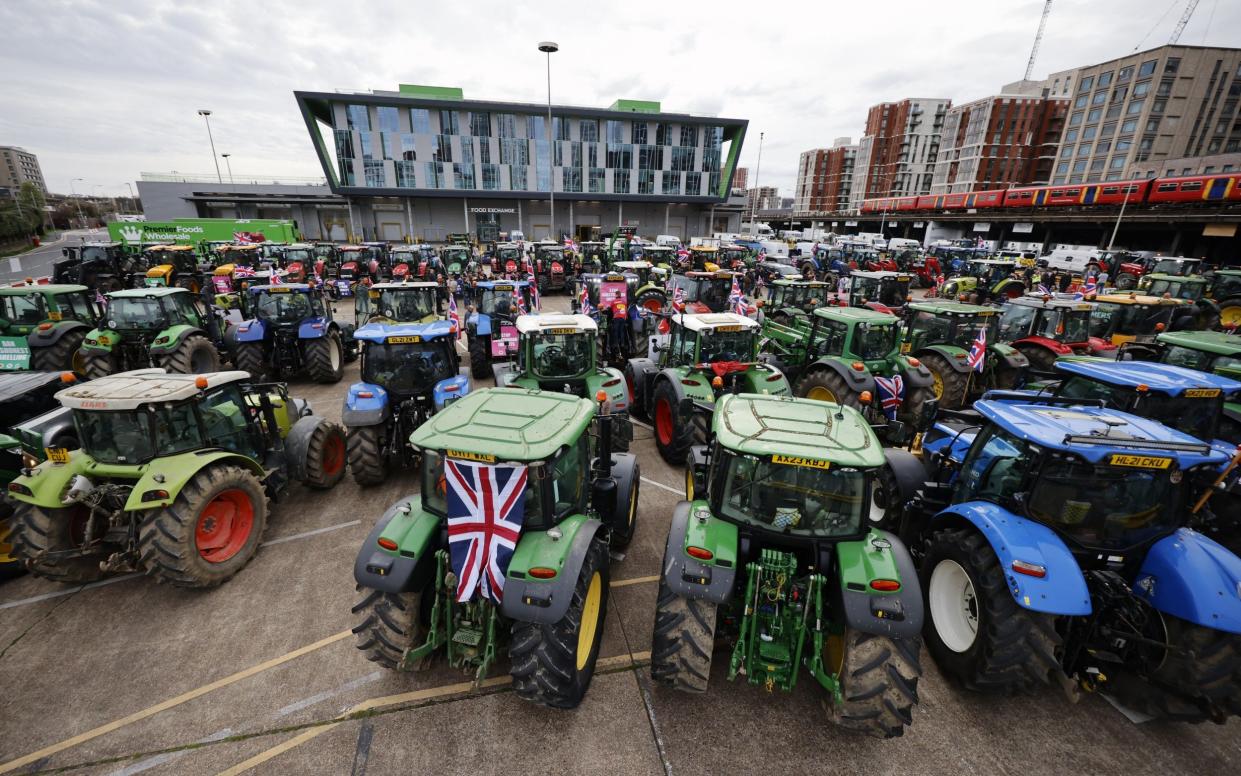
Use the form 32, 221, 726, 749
996, 294, 1096, 371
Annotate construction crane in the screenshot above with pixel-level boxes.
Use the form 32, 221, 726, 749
1168, 0, 1200, 44
1023, 0, 1053, 81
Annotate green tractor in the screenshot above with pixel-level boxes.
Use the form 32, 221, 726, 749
0, 284, 102, 373
1207, 269, 1241, 329
760, 278, 834, 326
492, 313, 633, 452
901, 301, 1028, 409
7, 368, 346, 587
651, 393, 923, 738
351, 387, 640, 708
936, 259, 1025, 303
759, 307, 936, 444
625, 313, 790, 464
79, 287, 224, 379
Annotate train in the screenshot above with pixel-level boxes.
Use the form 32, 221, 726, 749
859, 172, 1241, 214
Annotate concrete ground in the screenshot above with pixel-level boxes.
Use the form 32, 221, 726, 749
1, 292, 1239, 776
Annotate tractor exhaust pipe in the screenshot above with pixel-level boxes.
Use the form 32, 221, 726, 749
591, 390, 617, 527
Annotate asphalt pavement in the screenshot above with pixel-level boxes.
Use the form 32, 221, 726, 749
0, 292, 1238, 775
0, 229, 106, 285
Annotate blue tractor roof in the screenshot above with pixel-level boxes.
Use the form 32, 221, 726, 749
1054, 360, 1241, 397
975, 399, 1227, 468
476, 280, 530, 289
354, 319, 456, 343
248, 283, 312, 293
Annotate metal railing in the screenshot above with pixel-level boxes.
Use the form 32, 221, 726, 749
139, 172, 329, 186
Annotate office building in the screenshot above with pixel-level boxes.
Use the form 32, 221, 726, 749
794, 138, 857, 215
0, 146, 47, 194
852, 98, 951, 202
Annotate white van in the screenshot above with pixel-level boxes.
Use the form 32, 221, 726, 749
1041, 248, 1103, 273
655, 234, 682, 249
887, 237, 921, 252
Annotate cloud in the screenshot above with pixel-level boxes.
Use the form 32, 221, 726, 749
2, 0, 1239, 196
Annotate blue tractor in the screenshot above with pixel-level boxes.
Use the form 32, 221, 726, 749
342, 319, 470, 485
229, 284, 358, 384
465, 280, 535, 380
881, 393, 1241, 722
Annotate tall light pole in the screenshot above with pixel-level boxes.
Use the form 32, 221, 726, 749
197, 109, 223, 183
538, 41, 559, 241
748, 131, 765, 234
221, 153, 235, 185
69, 177, 87, 229
124, 182, 136, 215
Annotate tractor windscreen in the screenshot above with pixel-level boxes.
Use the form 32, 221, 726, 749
1036, 308, 1091, 343
997, 304, 1037, 340
254, 291, 313, 323
530, 332, 592, 379
420, 451, 543, 521
1057, 375, 1222, 442
698, 327, 756, 362
73, 403, 205, 465
1143, 278, 1203, 301
283, 249, 312, 263
1090, 302, 1174, 339
80, 246, 112, 262
0, 294, 43, 326
479, 287, 528, 318
364, 339, 455, 394
376, 288, 438, 321
1026, 458, 1180, 550
1163, 345, 1241, 374
855, 323, 898, 360
313, 245, 335, 259
715, 450, 868, 537
497, 248, 522, 262
877, 278, 911, 307
1151, 259, 1198, 276
946, 315, 998, 351
109, 297, 168, 330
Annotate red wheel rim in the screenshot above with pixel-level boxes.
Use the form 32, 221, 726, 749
654, 398, 674, 446
195, 489, 255, 563
322, 433, 345, 476
625, 373, 636, 404
643, 298, 664, 313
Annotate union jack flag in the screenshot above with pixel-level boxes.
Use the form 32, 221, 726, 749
530, 281, 541, 311
1037, 283, 1051, 295
966, 325, 987, 372
514, 289, 528, 315
873, 374, 905, 420
448, 292, 462, 339
1083, 278, 1098, 296
673, 284, 687, 311
676, 247, 690, 262
579, 284, 594, 316
234, 266, 256, 278
445, 459, 528, 604
729, 274, 746, 315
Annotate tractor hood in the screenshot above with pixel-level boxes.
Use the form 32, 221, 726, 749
409, 387, 594, 463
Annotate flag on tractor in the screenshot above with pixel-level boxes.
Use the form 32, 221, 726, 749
448, 292, 462, 339
757, 248, 767, 261
530, 281, 541, 311
966, 325, 987, 372
676, 247, 690, 264
579, 284, 594, 316
445, 458, 528, 604
729, 274, 747, 315
873, 374, 905, 420
1037, 283, 1051, 295
673, 284, 687, 312
1083, 278, 1098, 296
514, 289, 528, 315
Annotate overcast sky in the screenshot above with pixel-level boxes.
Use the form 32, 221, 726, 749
2, 0, 1239, 198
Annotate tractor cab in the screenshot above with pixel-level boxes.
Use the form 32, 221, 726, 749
1152, 330, 1241, 380
661, 313, 760, 369
579, 241, 608, 272
510, 314, 599, 384
465, 281, 535, 378
1088, 293, 1190, 351
275, 243, 314, 283
763, 279, 833, 324
640, 245, 676, 270
387, 246, 421, 281
334, 245, 376, 294
54, 242, 130, 291
1138, 273, 1208, 302
439, 245, 471, 277
494, 242, 525, 276
669, 271, 742, 314
718, 244, 751, 271
231, 284, 355, 382
531, 242, 568, 292
936, 259, 1024, 302
0, 285, 101, 372
996, 295, 1095, 370
211, 244, 262, 270
835, 271, 912, 314
355, 281, 441, 325
142, 245, 202, 291
902, 302, 1026, 407
1206, 269, 1241, 328
1146, 256, 1203, 278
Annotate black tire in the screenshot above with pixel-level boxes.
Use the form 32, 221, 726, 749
80, 349, 117, 380
899, 385, 934, 432
1015, 343, 1057, 372
234, 342, 266, 381
867, 464, 903, 530
652, 379, 693, 465
468, 334, 490, 380
510, 535, 609, 708
30, 330, 85, 373
305, 331, 344, 383
10, 503, 106, 584
623, 363, 645, 419
650, 579, 717, 692
771, 311, 791, 327
347, 424, 389, 486
920, 527, 1060, 693
137, 464, 268, 588
351, 585, 432, 671
795, 368, 860, 409
635, 288, 667, 316
919, 352, 970, 410
611, 462, 639, 549
302, 421, 347, 489
159, 334, 219, 374
612, 415, 632, 454
826, 628, 922, 738
1115, 272, 1138, 291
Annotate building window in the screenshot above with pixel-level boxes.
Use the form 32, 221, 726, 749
1090, 159, 1105, 173
1100, 121, 1116, 137
638, 145, 663, 170
1115, 139, 1132, 152
1165, 57, 1180, 74
1121, 118, 1138, 133
1072, 160, 1087, 173
631, 122, 648, 144
496, 114, 517, 138
1077, 144, 1091, 157
708, 171, 720, 195
395, 160, 417, 188
1098, 71, 1114, 88
346, 105, 370, 130
498, 139, 529, 166
399, 134, 416, 161
671, 146, 695, 171
1144, 117, 1161, 133
433, 135, 453, 163
360, 132, 375, 159
1060, 145, 1072, 158
588, 168, 605, 193
1151, 99, 1166, 113
510, 164, 528, 190
580, 120, 598, 142
553, 117, 570, 141
469, 112, 491, 137
638, 170, 655, 194
334, 130, 354, 160
679, 125, 698, 147
1056, 161, 1069, 174
410, 109, 431, 134
613, 169, 630, 193
1111, 86, 1127, 103
528, 115, 545, 139
570, 141, 582, 168
1106, 103, 1123, 119
1133, 81, 1150, 98
662, 171, 680, 195
534, 141, 550, 191
339, 159, 355, 186
1117, 66, 1133, 82
453, 163, 475, 189
656, 123, 671, 145
1068, 112, 1083, 126
1110, 156, 1126, 169
1074, 94, 1088, 108
1126, 99, 1145, 115
606, 120, 625, 143
607, 144, 633, 169
1091, 91, 1106, 105
1078, 75, 1094, 91
423, 162, 443, 188
1087, 108, 1102, 122
1082, 126, 1097, 140
563, 167, 582, 192
440, 110, 459, 135
704, 126, 723, 150
364, 159, 385, 187
685, 171, 702, 195
377, 106, 399, 133
1064, 128, 1079, 142
1138, 59, 1157, 78
460, 138, 474, 166
1097, 139, 1112, 154
481, 164, 500, 190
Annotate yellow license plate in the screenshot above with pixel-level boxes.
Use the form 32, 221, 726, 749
47, 311, 63, 321
493, 285, 514, 292
45, 447, 70, 464
387, 335, 421, 344
369, 290, 381, 299
268, 286, 290, 293
1108, 454, 1172, 469
1184, 388, 1221, 398
447, 449, 495, 463
715, 325, 742, 332
772, 454, 829, 469
548, 328, 577, 335
900, 342, 912, 354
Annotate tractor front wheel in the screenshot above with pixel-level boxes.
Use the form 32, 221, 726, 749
795, 368, 860, 409
305, 332, 344, 383
347, 425, 389, 486
233, 342, 266, 381
652, 380, 694, 465
921, 527, 1060, 693
80, 350, 117, 380
650, 579, 717, 692
1115, 272, 1138, 291
510, 535, 609, 708
159, 334, 220, 375
635, 289, 667, 315
610, 462, 640, 550
138, 464, 268, 588
10, 503, 106, 584
468, 335, 490, 380
1015, 343, 1057, 372
302, 421, 347, 489
351, 585, 432, 671
30, 330, 85, 373
919, 353, 970, 410
825, 628, 922, 738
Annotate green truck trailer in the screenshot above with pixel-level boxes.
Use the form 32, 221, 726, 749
107, 219, 301, 248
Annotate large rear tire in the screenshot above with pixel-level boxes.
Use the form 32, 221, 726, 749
795, 368, 860, 409
920, 527, 1060, 693
468, 334, 490, 380
80, 350, 117, 380
159, 334, 220, 375
652, 379, 693, 465
137, 464, 268, 588
30, 330, 85, 373
510, 536, 609, 708
610, 463, 640, 550
10, 503, 106, 584
650, 579, 717, 692
302, 420, 347, 489
826, 628, 922, 738
351, 585, 432, 671
1015, 343, 1057, 373
234, 342, 266, 381
305, 332, 344, 383
347, 425, 389, 486
919, 352, 970, 410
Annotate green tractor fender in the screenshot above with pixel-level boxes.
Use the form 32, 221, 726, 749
149, 324, 208, 357
355, 495, 441, 594
989, 342, 1029, 371
831, 530, 923, 640
915, 344, 973, 374
736, 364, 791, 396
27, 319, 89, 349
80, 327, 121, 354
503, 513, 605, 625
7, 450, 93, 508
992, 278, 1026, 298
588, 366, 631, 413
122, 450, 264, 511
660, 501, 737, 603
657, 369, 715, 405
894, 355, 935, 389
808, 357, 876, 395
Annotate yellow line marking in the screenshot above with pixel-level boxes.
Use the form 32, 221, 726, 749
0, 630, 352, 776
610, 574, 660, 588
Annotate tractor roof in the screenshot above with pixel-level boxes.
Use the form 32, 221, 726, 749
1094, 293, 1188, 306
248, 283, 312, 293
613, 260, 653, 269
850, 271, 912, 280
1156, 329, 1241, 356
0, 284, 88, 296
218, 244, 259, 251
674, 312, 758, 332
515, 314, 597, 334
285, 243, 314, 250
1214, 269, 1241, 277
82, 241, 122, 248
477, 280, 530, 289
410, 387, 594, 462
811, 306, 899, 325
1011, 295, 1094, 311
1142, 273, 1206, 283
975, 399, 1226, 467
907, 301, 997, 316
969, 259, 1017, 266
109, 287, 189, 298
713, 394, 884, 469
372, 281, 438, 290
0, 371, 67, 402
147, 244, 195, 252
354, 319, 455, 344
1054, 359, 1241, 397
56, 369, 249, 411
685, 270, 736, 279
771, 278, 831, 287
689, 245, 717, 252
338, 245, 368, 251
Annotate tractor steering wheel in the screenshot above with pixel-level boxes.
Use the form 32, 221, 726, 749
538, 345, 566, 369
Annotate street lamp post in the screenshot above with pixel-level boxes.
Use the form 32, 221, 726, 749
124, 182, 136, 215
538, 41, 559, 241
197, 109, 223, 183
69, 177, 87, 229
221, 153, 235, 185
749, 131, 764, 234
